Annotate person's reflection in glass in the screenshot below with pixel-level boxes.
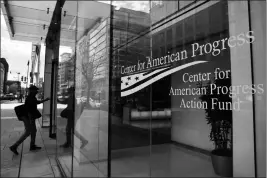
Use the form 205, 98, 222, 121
58, 86, 88, 148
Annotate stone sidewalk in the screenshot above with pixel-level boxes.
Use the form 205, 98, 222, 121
1, 118, 62, 177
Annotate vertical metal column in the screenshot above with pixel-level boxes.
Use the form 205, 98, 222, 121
107, 2, 114, 177
42, 46, 53, 128
49, 59, 58, 138
46, 0, 64, 138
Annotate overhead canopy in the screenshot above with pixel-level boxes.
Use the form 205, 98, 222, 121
1, 0, 112, 47
1, 0, 56, 44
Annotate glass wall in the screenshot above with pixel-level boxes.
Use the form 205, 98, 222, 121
110, 1, 152, 176
54, 0, 265, 177
56, 1, 78, 177
109, 0, 260, 177
150, 1, 230, 176
72, 1, 111, 177
56, 0, 111, 177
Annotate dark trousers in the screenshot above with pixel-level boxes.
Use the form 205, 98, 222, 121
12, 116, 37, 147
65, 118, 86, 145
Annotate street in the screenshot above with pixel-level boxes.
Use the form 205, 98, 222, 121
1, 100, 66, 120
1, 100, 40, 119
1, 100, 22, 119
1, 99, 67, 140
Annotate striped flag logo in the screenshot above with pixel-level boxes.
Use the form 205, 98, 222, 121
121, 61, 207, 97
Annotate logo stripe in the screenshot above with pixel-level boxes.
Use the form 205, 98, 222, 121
121, 61, 207, 97
121, 66, 172, 92
121, 67, 170, 90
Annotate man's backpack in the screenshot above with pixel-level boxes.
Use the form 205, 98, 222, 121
14, 104, 27, 121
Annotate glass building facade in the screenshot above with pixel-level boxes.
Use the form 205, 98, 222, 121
45, 0, 265, 177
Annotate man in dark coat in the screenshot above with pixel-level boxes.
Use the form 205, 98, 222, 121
9, 85, 50, 155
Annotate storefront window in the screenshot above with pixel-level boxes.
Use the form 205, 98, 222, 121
56, 1, 111, 177
109, 1, 152, 177
54, 0, 265, 177
109, 0, 263, 177
56, 1, 77, 177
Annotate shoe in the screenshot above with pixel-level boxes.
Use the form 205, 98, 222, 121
60, 143, 71, 148
80, 140, 88, 149
30, 145, 42, 151
10, 146, 19, 155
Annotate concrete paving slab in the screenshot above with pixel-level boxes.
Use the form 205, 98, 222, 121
1, 135, 11, 145
1, 145, 22, 169
46, 147, 57, 155
1, 148, 15, 162
9, 132, 21, 141
22, 144, 31, 154
21, 151, 50, 168
48, 155, 57, 166
14, 122, 24, 127
1, 167, 19, 177
1, 130, 9, 137
1, 159, 20, 169
43, 140, 57, 146
38, 173, 55, 177
4, 142, 15, 147
20, 164, 53, 177
13, 127, 25, 132
12, 151, 21, 164
3, 130, 17, 135
52, 165, 62, 177
42, 140, 56, 150
40, 129, 50, 133
21, 138, 45, 153
22, 147, 46, 155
